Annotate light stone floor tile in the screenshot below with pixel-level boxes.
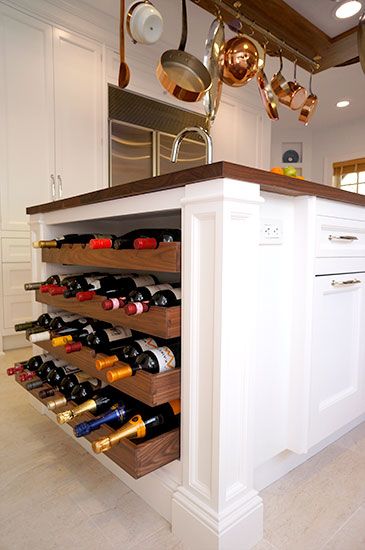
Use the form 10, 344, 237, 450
3, 348, 365, 550
323, 506, 365, 550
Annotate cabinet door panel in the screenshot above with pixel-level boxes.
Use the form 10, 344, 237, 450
53, 29, 103, 198
309, 273, 365, 446
0, 8, 54, 230
3, 295, 32, 329
2, 263, 31, 295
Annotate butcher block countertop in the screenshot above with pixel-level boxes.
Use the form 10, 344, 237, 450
26, 161, 365, 215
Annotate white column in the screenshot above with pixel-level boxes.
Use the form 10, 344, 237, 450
172, 178, 264, 550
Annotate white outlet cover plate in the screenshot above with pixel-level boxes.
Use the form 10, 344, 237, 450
260, 219, 283, 245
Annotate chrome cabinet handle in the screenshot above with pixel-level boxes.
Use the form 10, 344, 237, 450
57, 175, 63, 198
331, 279, 361, 287
50, 174, 56, 200
328, 234, 358, 241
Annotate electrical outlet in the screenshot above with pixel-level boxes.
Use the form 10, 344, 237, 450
260, 219, 283, 245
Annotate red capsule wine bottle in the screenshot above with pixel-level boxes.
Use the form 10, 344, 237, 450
63, 273, 109, 298
127, 283, 177, 304
57, 386, 124, 424
89, 229, 165, 250
33, 233, 116, 249
92, 399, 181, 453
86, 326, 133, 353
95, 336, 159, 371
6, 360, 28, 376
133, 229, 181, 250
76, 273, 156, 302
24, 273, 79, 292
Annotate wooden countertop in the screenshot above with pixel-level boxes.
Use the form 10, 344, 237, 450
26, 161, 365, 215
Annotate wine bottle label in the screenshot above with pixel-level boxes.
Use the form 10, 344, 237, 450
74, 372, 94, 383
63, 365, 80, 375
170, 288, 181, 300
59, 313, 81, 323
105, 326, 132, 342
151, 346, 176, 372
144, 284, 173, 295
83, 325, 94, 334
136, 337, 158, 352
131, 275, 156, 287
84, 276, 103, 290
52, 359, 69, 368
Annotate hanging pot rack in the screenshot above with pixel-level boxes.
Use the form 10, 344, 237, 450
191, 0, 321, 72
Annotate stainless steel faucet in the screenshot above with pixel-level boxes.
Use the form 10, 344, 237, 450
171, 126, 213, 165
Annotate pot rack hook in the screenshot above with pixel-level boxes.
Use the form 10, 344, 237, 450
309, 70, 314, 95
278, 49, 283, 73
293, 58, 298, 80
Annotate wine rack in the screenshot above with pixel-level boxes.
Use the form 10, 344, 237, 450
15, 375, 179, 479
35, 291, 180, 340
33, 340, 180, 407
42, 242, 181, 273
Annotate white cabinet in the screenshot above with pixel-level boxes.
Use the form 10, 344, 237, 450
0, 7, 54, 230
53, 29, 103, 199
309, 273, 365, 446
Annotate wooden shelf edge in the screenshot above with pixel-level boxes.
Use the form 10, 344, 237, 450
41, 242, 181, 273
35, 291, 181, 340
14, 375, 180, 479
31, 340, 181, 407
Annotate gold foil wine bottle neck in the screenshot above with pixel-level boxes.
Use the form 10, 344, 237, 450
57, 399, 97, 424
92, 415, 146, 454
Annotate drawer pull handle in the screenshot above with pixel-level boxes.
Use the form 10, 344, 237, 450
331, 279, 361, 287
328, 234, 358, 242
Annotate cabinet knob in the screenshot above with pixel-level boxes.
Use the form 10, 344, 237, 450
57, 175, 63, 198
331, 279, 361, 287
50, 174, 56, 200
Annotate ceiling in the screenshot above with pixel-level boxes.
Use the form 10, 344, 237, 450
285, 0, 362, 37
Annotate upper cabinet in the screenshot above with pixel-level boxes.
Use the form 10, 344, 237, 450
0, 6, 105, 232
53, 29, 103, 200
0, 7, 54, 231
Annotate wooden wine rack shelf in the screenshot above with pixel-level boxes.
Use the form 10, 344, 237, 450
41, 242, 181, 273
15, 375, 180, 479
35, 291, 181, 340
34, 341, 181, 407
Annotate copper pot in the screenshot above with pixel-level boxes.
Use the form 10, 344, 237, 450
257, 45, 279, 121
272, 56, 307, 110
221, 35, 259, 87
299, 72, 318, 125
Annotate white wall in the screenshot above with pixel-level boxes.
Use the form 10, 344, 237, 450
311, 118, 365, 185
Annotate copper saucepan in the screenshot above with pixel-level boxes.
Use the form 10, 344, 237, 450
257, 45, 279, 121
299, 72, 318, 125
221, 33, 259, 87
271, 55, 307, 110
156, 0, 211, 102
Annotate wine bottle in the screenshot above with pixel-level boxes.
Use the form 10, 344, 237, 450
51, 319, 112, 347
73, 400, 135, 437
33, 233, 115, 249
47, 373, 101, 410
63, 273, 110, 298
133, 229, 181, 250
57, 386, 123, 424
151, 288, 181, 307
38, 388, 55, 399
95, 337, 159, 371
86, 326, 133, 353
92, 399, 181, 453
18, 371, 37, 382
76, 274, 157, 302
135, 342, 181, 373
28, 314, 90, 343
14, 311, 64, 332
124, 302, 150, 316
46, 364, 81, 387
37, 358, 68, 380
89, 229, 166, 250
127, 283, 176, 304
24, 273, 80, 292
7, 360, 28, 376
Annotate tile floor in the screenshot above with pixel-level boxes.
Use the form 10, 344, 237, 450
1, 348, 365, 550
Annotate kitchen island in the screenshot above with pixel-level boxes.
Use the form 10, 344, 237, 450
26, 162, 365, 550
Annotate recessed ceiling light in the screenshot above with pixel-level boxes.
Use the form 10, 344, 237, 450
335, 1, 362, 19
337, 100, 350, 108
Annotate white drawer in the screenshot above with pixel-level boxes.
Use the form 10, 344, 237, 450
316, 216, 365, 258
3, 294, 32, 329
2, 238, 31, 262
2, 263, 31, 296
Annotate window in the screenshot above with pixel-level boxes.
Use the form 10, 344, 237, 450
333, 158, 365, 194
